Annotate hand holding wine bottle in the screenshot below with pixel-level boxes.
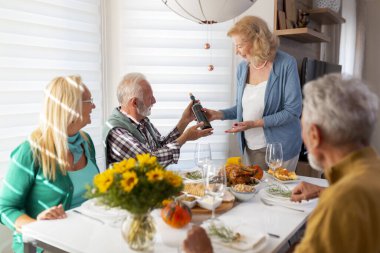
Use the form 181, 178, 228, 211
189, 93, 212, 130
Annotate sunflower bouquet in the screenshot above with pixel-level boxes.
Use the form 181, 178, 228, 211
87, 153, 183, 214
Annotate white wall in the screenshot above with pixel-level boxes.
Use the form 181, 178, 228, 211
237, 0, 274, 29
103, 0, 122, 117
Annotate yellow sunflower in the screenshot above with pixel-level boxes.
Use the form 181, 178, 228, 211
93, 170, 114, 193
136, 153, 157, 167
120, 171, 138, 192
146, 167, 164, 182
164, 171, 182, 188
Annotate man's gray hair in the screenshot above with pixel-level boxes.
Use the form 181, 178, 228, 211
117, 72, 147, 105
303, 73, 379, 145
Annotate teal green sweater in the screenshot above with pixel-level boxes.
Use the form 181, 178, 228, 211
0, 132, 98, 253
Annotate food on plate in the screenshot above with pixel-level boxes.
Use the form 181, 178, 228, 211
161, 201, 192, 228
243, 164, 264, 180
181, 196, 198, 209
226, 156, 243, 166
266, 184, 292, 198
232, 184, 255, 193
207, 222, 242, 243
268, 167, 298, 181
183, 183, 205, 197
184, 170, 203, 180
183, 196, 197, 202
225, 164, 263, 186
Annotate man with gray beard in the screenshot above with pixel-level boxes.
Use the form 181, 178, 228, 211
103, 72, 213, 167
292, 73, 380, 253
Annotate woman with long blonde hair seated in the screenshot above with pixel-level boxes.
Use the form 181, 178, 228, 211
0, 75, 99, 253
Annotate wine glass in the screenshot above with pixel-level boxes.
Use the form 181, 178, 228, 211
203, 162, 227, 222
265, 142, 283, 172
193, 143, 211, 171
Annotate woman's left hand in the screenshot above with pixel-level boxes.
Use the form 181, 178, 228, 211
225, 121, 252, 133
36, 204, 67, 220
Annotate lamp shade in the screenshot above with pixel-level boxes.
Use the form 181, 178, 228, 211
162, 0, 257, 24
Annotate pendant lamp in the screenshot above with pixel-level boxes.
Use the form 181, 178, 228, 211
162, 0, 257, 71
161, 0, 257, 24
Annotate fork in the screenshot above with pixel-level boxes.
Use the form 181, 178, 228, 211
72, 209, 105, 224
260, 198, 305, 212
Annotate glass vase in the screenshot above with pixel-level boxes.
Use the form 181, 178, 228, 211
121, 212, 156, 251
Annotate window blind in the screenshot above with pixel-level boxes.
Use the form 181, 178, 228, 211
0, 0, 104, 178
121, 0, 233, 169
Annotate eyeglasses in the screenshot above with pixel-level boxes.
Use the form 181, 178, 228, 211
82, 98, 94, 104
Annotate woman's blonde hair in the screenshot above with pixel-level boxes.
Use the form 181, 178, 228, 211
227, 16, 279, 63
30, 75, 85, 180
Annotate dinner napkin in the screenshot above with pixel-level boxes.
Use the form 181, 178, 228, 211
211, 232, 267, 251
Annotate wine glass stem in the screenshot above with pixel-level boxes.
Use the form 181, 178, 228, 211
211, 196, 216, 219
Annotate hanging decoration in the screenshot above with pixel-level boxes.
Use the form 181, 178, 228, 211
162, 0, 257, 71
161, 0, 257, 24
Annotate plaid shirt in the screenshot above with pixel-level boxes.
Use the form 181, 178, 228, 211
106, 116, 181, 167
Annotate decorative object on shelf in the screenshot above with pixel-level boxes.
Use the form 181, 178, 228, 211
286, 19, 295, 29
313, 0, 341, 13
285, 0, 298, 28
161, 0, 257, 24
278, 11, 287, 30
86, 154, 183, 251
297, 9, 310, 28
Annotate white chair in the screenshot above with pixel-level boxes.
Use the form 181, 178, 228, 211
0, 225, 12, 253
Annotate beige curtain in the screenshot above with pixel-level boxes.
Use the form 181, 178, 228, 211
353, 0, 367, 78
320, 0, 367, 78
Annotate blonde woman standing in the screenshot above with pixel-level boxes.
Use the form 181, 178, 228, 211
205, 16, 302, 171
0, 76, 99, 253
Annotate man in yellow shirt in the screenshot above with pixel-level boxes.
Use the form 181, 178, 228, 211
292, 73, 380, 253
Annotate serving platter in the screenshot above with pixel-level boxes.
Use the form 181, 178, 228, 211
191, 201, 235, 215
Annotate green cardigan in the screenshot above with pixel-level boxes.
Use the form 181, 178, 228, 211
0, 132, 98, 253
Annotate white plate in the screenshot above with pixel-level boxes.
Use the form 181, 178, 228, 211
180, 168, 204, 183
264, 186, 291, 201
202, 222, 268, 253
79, 199, 129, 219
267, 173, 301, 184
259, 190, 315, 207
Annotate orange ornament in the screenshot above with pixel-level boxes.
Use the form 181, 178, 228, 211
161, 201, 192, 229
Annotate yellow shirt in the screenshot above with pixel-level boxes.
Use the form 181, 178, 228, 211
295, 147, 380, 253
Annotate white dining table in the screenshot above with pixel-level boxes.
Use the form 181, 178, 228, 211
22, 176, 328, 253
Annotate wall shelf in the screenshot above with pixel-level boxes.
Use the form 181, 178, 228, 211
307, 8, 346, 25
274, 27, 330, 43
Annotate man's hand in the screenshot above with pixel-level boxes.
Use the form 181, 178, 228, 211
177, 101, 197, 133
37, 204, 67, 220
176, 122, 213, 146
291, 181, 325, 202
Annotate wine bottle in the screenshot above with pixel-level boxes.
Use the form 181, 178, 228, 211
189, 93, 212, 129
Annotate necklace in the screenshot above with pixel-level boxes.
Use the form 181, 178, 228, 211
251, 60, 268, 70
